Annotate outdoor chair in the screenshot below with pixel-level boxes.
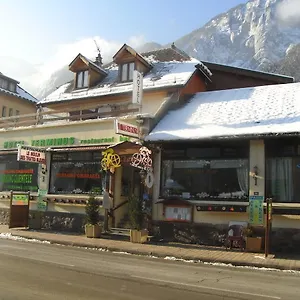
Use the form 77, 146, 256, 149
225, 224, 245, 251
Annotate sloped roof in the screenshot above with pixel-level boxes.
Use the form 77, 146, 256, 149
146, 82, 300, 141
40, 47, 206, 105
0, 85, 38, 103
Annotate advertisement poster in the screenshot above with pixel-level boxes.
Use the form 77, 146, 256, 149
12, 194, 29, 206
37, 189, 47, 212
249, 195, 264, 225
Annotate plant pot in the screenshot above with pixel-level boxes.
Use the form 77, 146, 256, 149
85, 224, 102, 238
130, 229, 148, 244
246, 237, 262, 252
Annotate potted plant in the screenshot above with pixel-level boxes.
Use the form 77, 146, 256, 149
128, 194, 148, 243
243, 225, 262, 252
85, 193, 102, 238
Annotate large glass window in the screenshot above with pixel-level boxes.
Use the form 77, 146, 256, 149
161, 159, 249, 201
0, 154, 38, 192
49, 151, 103, 194
266, 139, 300, 203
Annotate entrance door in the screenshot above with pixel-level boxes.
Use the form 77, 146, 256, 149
9, 192, 30, 228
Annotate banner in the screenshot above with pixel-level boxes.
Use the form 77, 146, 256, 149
17, 145, 46, 164
249, 196, 264, 225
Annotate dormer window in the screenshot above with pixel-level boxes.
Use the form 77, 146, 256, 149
76, 70, 89, 89
121, 62, 134, 82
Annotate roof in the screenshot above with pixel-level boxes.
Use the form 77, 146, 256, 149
0, 85, 38, 103
40, 47, 205, 105
0, 72, 19, 84
202, 61, 294, 84
146, 82, 300, 142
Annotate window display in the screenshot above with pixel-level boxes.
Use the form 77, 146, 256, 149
49, 151, 103, 194
0, 154, 38, 192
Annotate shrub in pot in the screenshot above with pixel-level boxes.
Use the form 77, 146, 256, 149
243, 225, 262, 252
128, 194, 148, 243
85, 193, 102, 238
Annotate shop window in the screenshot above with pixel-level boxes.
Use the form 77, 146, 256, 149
49, 151, 103, 194
165, 206, 192, 222
161, 159, 249, 201
0, 154, 38, 192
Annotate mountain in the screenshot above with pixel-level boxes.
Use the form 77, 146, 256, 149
17, 0, 300, 99
174, 0, 300, 71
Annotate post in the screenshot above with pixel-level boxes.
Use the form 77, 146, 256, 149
265, 198, 272, 258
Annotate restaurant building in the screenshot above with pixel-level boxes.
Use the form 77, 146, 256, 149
146, 82, 300, 252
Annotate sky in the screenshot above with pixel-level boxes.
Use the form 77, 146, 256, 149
0, 0, 247, 66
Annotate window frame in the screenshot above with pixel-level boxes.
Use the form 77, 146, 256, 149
2, 106, 6, 117
120, 62, 135, 82
76, 70, 89, 89
9, 108, 13, 117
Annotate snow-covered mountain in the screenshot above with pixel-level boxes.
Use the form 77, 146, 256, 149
13, 0, 300, 99
175, 0, 300, 71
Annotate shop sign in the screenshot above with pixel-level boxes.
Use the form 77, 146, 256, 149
11, 194, 29, 206
80, 137, 115, 145
31, 137, 75, 147
249, 195, 264, 225
115, 120, 139, 138
17, 145, 46, 164
132, 70, 143, 105
4, 140, 25, 149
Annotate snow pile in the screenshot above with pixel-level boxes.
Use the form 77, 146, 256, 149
0, 233, 51, 244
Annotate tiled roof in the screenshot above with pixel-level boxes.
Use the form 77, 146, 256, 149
146, 82, 300, 141
40, 47, 207, 105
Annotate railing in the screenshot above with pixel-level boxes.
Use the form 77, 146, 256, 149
0, 102, 139, 129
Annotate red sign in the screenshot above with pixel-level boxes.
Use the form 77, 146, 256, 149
17, 145, 46, 165
115, 120, 139, 138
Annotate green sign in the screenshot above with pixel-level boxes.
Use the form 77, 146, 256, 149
80, 137, 115, 145
249, 196, 264, 225
32, 137, 75, 147
37, 189, 47, 212
12, 194, 29, 206
4, 141, 25, 149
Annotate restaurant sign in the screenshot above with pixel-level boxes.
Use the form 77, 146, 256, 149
115, 120, 139, 138
17, 145, 46, 164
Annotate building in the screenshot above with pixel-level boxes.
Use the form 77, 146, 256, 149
146, 82, 300, 252
0, 72, 37, 126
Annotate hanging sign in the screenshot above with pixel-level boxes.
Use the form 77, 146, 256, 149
249, 195, 264, 225
17, 145, 46, 164
132, 70, 143, 105
145, 171, 154, 188
130, 146, 152, 171
101, 148, 121, 172
115, 120, 139, 138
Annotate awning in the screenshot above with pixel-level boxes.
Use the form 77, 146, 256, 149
106, 141, 142, 155
50, 145, 107, 152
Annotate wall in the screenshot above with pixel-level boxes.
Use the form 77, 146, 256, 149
0, 93, 36, 117
181, 73, 207, 95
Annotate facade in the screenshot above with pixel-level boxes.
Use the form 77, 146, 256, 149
0, 72, 37, 127
0, 44, 210, 230
146, 82, 300, 252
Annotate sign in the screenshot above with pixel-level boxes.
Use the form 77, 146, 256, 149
17, 145, 46, 164
115, 120, 139, 138
37, 189, 47, 212
132, 70, 143, 105
12, 194, 29, 206
249, 195, 264, 225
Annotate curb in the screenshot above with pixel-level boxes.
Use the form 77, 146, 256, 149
7, 231, 300, 272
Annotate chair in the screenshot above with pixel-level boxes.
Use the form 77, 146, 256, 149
225, 224, 245, 250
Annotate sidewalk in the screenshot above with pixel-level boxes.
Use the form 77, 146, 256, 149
1, 225, 300, 271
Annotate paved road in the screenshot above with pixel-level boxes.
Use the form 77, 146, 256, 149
0, 239, 299, 300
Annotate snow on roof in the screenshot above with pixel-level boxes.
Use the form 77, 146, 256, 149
0, 85, 38, 103
146, 82, 300, 142
40, 53, 200, 105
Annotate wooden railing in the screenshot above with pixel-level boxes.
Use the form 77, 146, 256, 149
0, 103, 139, 129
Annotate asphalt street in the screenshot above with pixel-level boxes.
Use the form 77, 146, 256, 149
0, 238, 299, 300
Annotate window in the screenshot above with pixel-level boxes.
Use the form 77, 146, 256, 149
16, 110, 19, 116
265, 140, 300, 203
165, 206, 192, 222
121, 62, 135, 82
76, 70, 89, 88
49, 151, 103, 194
8, 82, 16, 92
9, 108, 13, 117
0, 78, 8, 90
2, 106, 6, 117
161, 159, 249, 201
0, 154, 38, 192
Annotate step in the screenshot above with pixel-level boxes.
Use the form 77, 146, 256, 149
110, 228, 131, 236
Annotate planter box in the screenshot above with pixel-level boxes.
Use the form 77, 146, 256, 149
130, 229, 148, 243
246, 237, 262, 252
85, 224, 102, 238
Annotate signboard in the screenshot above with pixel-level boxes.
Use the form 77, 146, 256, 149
132, 70, 143, 105
17, 145, 46, 164
249, 195, 264, 225
37, 189, 47, 211
115, 120, 139, 138
12, 194, 29, 206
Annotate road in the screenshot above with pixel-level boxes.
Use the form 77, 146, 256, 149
0, 239, 299, 300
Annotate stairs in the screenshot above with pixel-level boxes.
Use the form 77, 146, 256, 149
108, 227, 130, 241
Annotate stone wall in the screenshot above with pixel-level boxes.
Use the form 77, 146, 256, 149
153, 221, 300, 253
0, 208, 9, 225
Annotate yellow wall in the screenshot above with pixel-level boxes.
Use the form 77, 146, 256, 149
0, 92, 36, 117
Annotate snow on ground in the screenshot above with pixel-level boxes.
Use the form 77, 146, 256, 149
0, 233, 50, 244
